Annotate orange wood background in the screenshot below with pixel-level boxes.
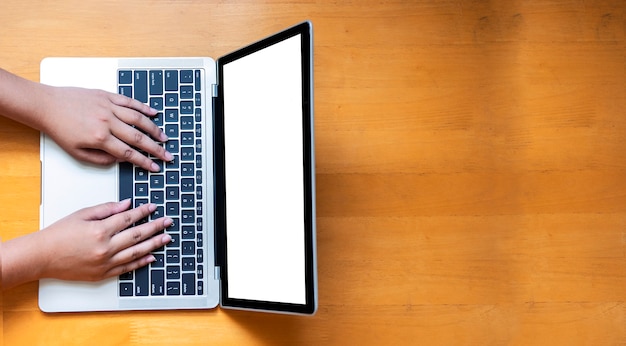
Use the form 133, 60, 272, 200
1, 1, 625, 344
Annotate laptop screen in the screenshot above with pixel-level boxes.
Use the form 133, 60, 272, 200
216, 22, 316, 314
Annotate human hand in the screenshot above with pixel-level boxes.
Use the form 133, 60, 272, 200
36, 199, 171, 282
41, 86, 172, 172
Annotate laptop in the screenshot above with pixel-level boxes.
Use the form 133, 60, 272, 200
38, 21, 317, 315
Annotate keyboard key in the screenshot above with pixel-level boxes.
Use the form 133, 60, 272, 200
197, 265, 204, 279
152, 112, 163, 126
180, 70, 194, 83
165, 186, 179, 201
167, 281, 180, 296
135, 198, 149, 208
195, 139, 202, 153
150, 190, 164, 204
196, 170, 203, 184
197, 249, 204, 264
120, 282, 133, 296
119, 85, 132, 98
167, 218, 179, 232
166, 172, 179, 186
181, 147, 194, 161
181, 163, 194, 176
195, 93, 201, 106
181, 194, 194, 208
119, 70, 133, 84
182, 210, 195, 224
182, 257, 195, 271
195, 124, 202, 137
165, 124, 179, 138
165, 93, 178, 107
152, 254, 165, 268
135, 265, 149, 296
182, 273, 195, 295
181, 178, 194, 192
166, 202, 180, 216
197, 281, 204, 295
181, 101, 194, 114
165, 109, 179, 123
135, 183, 148, 196
196, 155, 202, 169
119, 162, 133, 202
181, 132, 194, 145
167, 233, 180, 248
151, 175, 164, 188
167, 266, 180, 280
166, 140, 179, 154
180, 85, 193, 99
195, 108, 202, 122
182, 225, 195, 239
134, 70, 148, 103
182, 241, 195, 256
194, 70, 201, 91
135, 167, 149, 181
166, 155, 179, 169
181, 116, 194, 130
166, 250, 180, 263
165, 70, 178, 91
120, 271, 133, 280
149, 97, 163, 111
151, 270, 165, 296
149, 70, 164, 95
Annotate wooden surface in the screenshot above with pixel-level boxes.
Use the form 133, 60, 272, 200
1, 0, 625, 344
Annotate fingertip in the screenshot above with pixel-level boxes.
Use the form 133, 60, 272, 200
161, 233, 172, 244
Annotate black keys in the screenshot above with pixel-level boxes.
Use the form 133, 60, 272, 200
149, 70, 164, 95
182, 273, 195, 295
165, 70, 178, 91
118, 67, 205, 299
180, 70, 194, 84
151, 270, 165, 296
134, 71, 148, 103
135, 265, 149, 296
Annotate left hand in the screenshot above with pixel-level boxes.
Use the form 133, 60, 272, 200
40, 86, 172, 172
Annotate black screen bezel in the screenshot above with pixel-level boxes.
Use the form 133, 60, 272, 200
214, 21, 316, 314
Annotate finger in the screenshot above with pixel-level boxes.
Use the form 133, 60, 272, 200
110, 217, 173, 251
109, 120, 172, 164
105, 232, 172, 277
102, 202, 157, 235
113, 106, 168, 143
108, 92, 157, 117
72, 148, 117, 166
77, 199, 132, 221
100, 135, 161, 172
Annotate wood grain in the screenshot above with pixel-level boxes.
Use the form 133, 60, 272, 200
1, 0, 625, 344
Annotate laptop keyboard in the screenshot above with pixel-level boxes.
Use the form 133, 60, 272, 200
117, 69, 205, 297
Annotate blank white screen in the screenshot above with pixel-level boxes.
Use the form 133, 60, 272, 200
222, 34, 306, 304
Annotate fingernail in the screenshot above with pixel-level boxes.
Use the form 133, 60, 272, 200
164, 151, 174, 161
162, 233, 172, 244
164, 217, 173, 227
150, 162, 160, 172
119, 198, 131, 205
160, 131, 169, 142
148, 203, 157, 212
147, 255, 156, 263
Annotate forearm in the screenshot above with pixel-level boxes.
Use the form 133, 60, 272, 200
0, 68, 51, 132
1, 232, 47, 290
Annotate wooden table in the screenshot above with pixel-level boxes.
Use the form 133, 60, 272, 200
1, 1, 625, 344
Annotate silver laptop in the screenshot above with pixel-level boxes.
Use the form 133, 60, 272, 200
39, 22, 317, 314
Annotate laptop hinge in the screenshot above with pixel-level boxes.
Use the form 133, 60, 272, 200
211, 83, 218, 98
214, 266, 221, 280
